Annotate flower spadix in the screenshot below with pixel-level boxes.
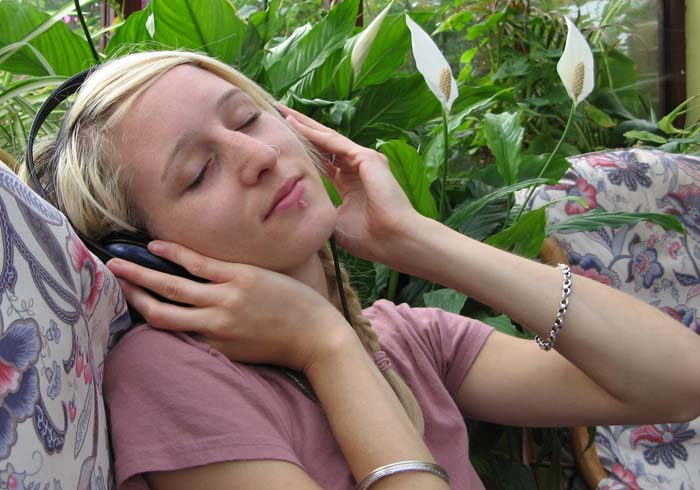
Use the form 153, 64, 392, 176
406, 15, 458, 112
351, 1, 393, 77
557, 16, 594, 105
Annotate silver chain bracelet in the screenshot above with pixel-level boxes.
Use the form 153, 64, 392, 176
535, 263, 572, 351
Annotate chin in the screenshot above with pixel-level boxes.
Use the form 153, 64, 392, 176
271, 204, 337, 272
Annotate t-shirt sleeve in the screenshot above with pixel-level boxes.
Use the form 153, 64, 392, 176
103, 325, 298, 488
366, 300, 494, 397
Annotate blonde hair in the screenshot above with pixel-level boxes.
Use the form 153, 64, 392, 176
20, 50, 424, 433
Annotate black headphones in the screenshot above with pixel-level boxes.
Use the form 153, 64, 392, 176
25, 68, 352, 320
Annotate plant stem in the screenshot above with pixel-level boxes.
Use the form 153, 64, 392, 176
514, 101, 576, 223
592, 0, 623, 45
387, 270, 399, 301
439, 107, 449, 220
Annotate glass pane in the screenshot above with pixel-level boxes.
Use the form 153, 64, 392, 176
533, 0, 660, 113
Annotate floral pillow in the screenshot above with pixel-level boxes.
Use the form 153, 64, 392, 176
0, 162, 130, 489
520, 149, 700, 489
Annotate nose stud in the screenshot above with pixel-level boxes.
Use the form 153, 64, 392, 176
269, 144, 280, 157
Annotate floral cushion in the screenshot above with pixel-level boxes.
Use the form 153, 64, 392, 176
0, 162, 130, 489
520, 148, 700, 489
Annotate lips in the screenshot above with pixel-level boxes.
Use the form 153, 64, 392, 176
264, 176, 303, 220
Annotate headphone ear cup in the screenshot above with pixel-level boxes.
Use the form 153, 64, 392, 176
103, 234, 206, 283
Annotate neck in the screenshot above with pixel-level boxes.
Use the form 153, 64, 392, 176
282, 250, 329, 300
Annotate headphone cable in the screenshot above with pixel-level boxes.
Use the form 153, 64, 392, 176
74, 0, 101, 65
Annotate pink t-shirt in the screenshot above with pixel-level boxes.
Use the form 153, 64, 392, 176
104, 300, 493, 489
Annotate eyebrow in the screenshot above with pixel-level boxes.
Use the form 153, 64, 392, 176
160, 88, 244, 183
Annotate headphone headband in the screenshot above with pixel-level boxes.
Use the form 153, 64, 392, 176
26, 69, 92, 202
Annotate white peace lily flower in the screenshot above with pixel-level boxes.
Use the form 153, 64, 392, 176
557, 16, 595, 105
351, 1, 394, 78
406, 14, 458, 112
146, 12, 155, 37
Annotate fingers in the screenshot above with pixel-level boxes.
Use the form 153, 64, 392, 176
108, 258, 211, 307
117, 278, 213, 332
279, 105, 363, 172
276, 104, 330, 132
147, 241, 231, 283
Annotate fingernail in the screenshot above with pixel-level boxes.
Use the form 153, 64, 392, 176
148, 241, 166, 254
106, 259, 124, 271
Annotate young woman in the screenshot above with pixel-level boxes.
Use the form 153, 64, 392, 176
25, 50, 700, 490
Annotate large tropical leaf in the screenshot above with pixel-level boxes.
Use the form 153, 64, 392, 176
0, 76, 67, 107
105, 4, 155, 57
151, 0, 247, 65
350, 74, 441, 143
378, 139, 438, 219
287, 46, 353, 101
262, 0, 359, 94
547, 209, 684, 234
446, 178, 549, 228
423, 288, 467, 314
485, 208, 546, 258
0, 0, 95, 76
484, 111, 523, 185
354, 13, 411, 90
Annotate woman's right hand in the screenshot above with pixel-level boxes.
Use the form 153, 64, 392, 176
106, 240, 354, 373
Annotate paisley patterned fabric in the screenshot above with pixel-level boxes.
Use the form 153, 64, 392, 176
0, 162, 130, 490
520, 149, 700, 490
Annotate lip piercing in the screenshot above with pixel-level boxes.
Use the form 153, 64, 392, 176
269, 144, 281, 157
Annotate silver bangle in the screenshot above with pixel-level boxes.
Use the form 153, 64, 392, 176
535, 263, 572, 351
356, 460, 449, 490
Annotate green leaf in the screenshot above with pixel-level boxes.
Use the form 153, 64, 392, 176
583, 104, 615, 128
247, 2, 281, 46
322, 175, 342, 206
350, 74, 441, 144
455, 200, 508, 240
473, 313, 532, 339
657, 95, 700, 135
459, 46, 478, 65
446, 178, 549, 228
378, 140, 438, 219
437, 10, 474, 33
105, 4, 154, 57
263, 0, 359, 93
238, 21, 264, 80
483, 111, 523, 185
465, 11, 504, 41
518, 153, 570, 182
491, 57, 529, 81
288, 46, 352, 101
623, 130, 667, 145
0, 76, 66, 107
151, 0, 247, 65
0, 0, 95, 76
485, 208, 546, 258
354, 13, 411, 89
423, 289, 467, 313
288, 95, 355, 128
547, 209, 684, 234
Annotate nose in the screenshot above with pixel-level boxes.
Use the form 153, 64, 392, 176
231, 134, 279, 186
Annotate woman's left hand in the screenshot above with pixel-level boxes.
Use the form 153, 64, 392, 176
280, 105, 422, 264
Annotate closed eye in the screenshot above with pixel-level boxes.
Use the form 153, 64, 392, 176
239, 112, 261, 130
187, 159, 211, 190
